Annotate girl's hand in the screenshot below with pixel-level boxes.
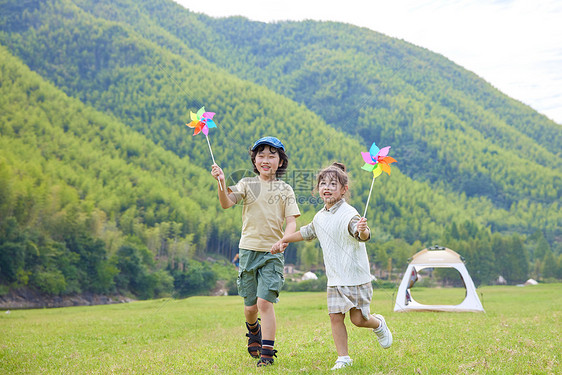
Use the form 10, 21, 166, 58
357, 217, 370, 240
271, 241, 288, 254
357, 217, 368, 232
271, 241, 281, 254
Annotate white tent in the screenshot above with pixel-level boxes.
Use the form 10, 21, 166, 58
524, 278, 538, 286
394, 246, 484, 312
301, 271, 318, 280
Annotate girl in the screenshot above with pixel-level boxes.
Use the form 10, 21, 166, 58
211, 136, 300, 367
271, 162, 392, 370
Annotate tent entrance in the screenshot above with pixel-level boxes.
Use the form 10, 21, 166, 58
394, 246, 485, 313
407, 267, 467, 306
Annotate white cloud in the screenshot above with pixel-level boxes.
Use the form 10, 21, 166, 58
174, 0, 562, 124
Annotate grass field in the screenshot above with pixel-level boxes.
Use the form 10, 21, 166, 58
1, 284, 560, 374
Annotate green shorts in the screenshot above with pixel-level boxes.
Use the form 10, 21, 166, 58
237, 249, 285, 306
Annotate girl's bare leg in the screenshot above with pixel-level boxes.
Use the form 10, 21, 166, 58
329, 313, 349, 356
349, 308, 381, 329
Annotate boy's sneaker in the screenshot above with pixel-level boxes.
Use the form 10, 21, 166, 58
331, 357, 353, 370
373, 314, 393, 349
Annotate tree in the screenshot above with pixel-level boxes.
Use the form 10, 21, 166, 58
542, 251, 558, 279
0, 218, 36, 285
171, 261, 216, 298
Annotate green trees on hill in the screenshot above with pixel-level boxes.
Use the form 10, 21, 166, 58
0, 48, 237, 298
0, 0, 561, 300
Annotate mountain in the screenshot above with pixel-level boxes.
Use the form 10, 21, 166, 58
0, 0, 560, 298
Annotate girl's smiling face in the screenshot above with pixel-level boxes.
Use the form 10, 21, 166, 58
254, 146, 282, 180
318, 174, 348, 208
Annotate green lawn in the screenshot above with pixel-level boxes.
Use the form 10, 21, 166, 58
1, 284, 560, 374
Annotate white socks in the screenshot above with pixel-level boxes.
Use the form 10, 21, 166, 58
332, 356, 353, 370
337, 355, 352, 363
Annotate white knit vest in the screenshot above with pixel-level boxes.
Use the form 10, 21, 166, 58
313, 201, 372, 286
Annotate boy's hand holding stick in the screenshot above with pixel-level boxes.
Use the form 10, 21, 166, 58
211, 163, 226, 191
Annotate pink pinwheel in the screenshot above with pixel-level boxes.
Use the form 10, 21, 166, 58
360, 142, 397, 217
361, 143, 396, 178
185, 106, 223, 190
186, 106, 217, 136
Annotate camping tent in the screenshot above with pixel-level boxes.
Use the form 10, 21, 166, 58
302, 271, 318, 281
524, 278, 538, 286
394, 246, 484, 312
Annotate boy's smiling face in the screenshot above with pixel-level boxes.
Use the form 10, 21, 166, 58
254, 146, 282, 180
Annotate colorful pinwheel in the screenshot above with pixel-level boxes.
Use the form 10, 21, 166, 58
185, 106, 223, 190
186, 106, 217, 136
361, 143, 396, 178
361, 142, 397, 217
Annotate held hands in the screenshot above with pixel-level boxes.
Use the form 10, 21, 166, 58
271, 240, 289, 254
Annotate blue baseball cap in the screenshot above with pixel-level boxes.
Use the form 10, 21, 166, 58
251, 136, 285, 151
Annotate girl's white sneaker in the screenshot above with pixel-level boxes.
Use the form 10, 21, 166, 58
331, 357, 353, 370
373, 314, 393, 348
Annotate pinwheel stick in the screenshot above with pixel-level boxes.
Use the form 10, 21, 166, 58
363, 176, 376, 218
205, 134, 216, 165
205, 134, 223, 191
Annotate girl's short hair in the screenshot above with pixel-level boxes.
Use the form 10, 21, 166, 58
315, 162, 350, 198
249, 145, 289, 177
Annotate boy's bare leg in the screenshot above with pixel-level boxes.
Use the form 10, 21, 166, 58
329, 313, 349, 356
257, 297, 276, 341
244, 303, 259, 325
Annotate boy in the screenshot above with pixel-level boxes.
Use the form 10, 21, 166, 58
211, 136, 300, 366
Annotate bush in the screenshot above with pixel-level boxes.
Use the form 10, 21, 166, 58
113, 245, 149, 295
283, 276, 327, 292
371, 280, 397, 289
209, 258, 238, 296
0, 284, 10, 296
31, 268, 67, 295
138, 269, 174, 299
171, 261, 217, 298
226, 277, 238, 295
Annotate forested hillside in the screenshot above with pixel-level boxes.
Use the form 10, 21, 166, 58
96, 0, 561, 207
0, 0, 560, 301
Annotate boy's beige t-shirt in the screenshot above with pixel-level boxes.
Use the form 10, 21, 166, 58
229, 176, 300, 252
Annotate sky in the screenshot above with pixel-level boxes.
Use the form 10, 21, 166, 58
173, 0, 562, 125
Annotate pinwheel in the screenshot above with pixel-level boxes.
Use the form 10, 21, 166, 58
186, 106, 217, 137
186, 106, 223, 190
360, 142, 397, 217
